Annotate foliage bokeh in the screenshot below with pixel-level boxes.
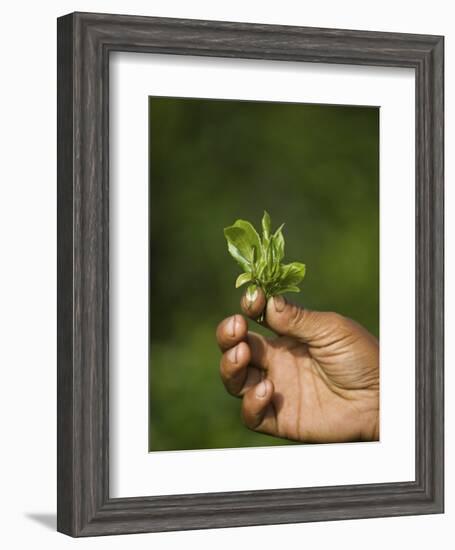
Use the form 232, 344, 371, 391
149, 97, 379, 451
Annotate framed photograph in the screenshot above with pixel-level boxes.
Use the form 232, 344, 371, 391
57, 12, 444, 536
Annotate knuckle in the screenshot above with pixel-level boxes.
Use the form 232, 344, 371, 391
219, 358, 235, 383
240, 404, 250, 428
241, 395, 256, 429
287, 304, 306, 328
215, 321, 228, 345
219, 356, 234, 379
219, 357, 227, 379
220, 358, 245, 397
324, 311, 345, 327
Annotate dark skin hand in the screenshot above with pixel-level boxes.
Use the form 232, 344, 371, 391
216, 289, 379, 444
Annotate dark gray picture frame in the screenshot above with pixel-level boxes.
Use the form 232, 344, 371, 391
57, 12, 444, 537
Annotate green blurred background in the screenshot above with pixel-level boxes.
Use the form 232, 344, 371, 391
148, 97, 379, 451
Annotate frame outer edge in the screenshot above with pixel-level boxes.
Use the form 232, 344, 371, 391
430, 36, 444, 511
57, 13, 77, 536
415, 36, 444, 510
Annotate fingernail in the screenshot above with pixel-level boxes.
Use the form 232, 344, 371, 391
256, 380, 267, 398
273, 295, 286, 312
246, 287, 258, 307
227, 345, 238, 364
227, 315, 236, 337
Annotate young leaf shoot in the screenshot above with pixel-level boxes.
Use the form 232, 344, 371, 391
224, 212, 306, 304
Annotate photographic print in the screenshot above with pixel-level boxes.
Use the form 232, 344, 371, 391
148, 97, 379, 451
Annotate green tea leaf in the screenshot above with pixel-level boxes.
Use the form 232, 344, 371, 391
280, 262, 306, 286
235, 272, 253, 288
272, 224, 285, 261
226, 242, 251, 272
275, 285, 301, 295
224, 226, 254, 271
232, 220, 262, 262
270, 239, 282, 277
265, 240, 273, 277
262, 211, 271, 241
256, 254, 267, 279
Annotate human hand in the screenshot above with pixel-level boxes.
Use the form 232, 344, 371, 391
216, 289, 379, 443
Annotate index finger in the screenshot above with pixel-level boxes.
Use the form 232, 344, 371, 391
240, 286, 266, 321
216, 314, 248, 352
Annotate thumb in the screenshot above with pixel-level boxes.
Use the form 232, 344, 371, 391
265, 295, 334, 343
